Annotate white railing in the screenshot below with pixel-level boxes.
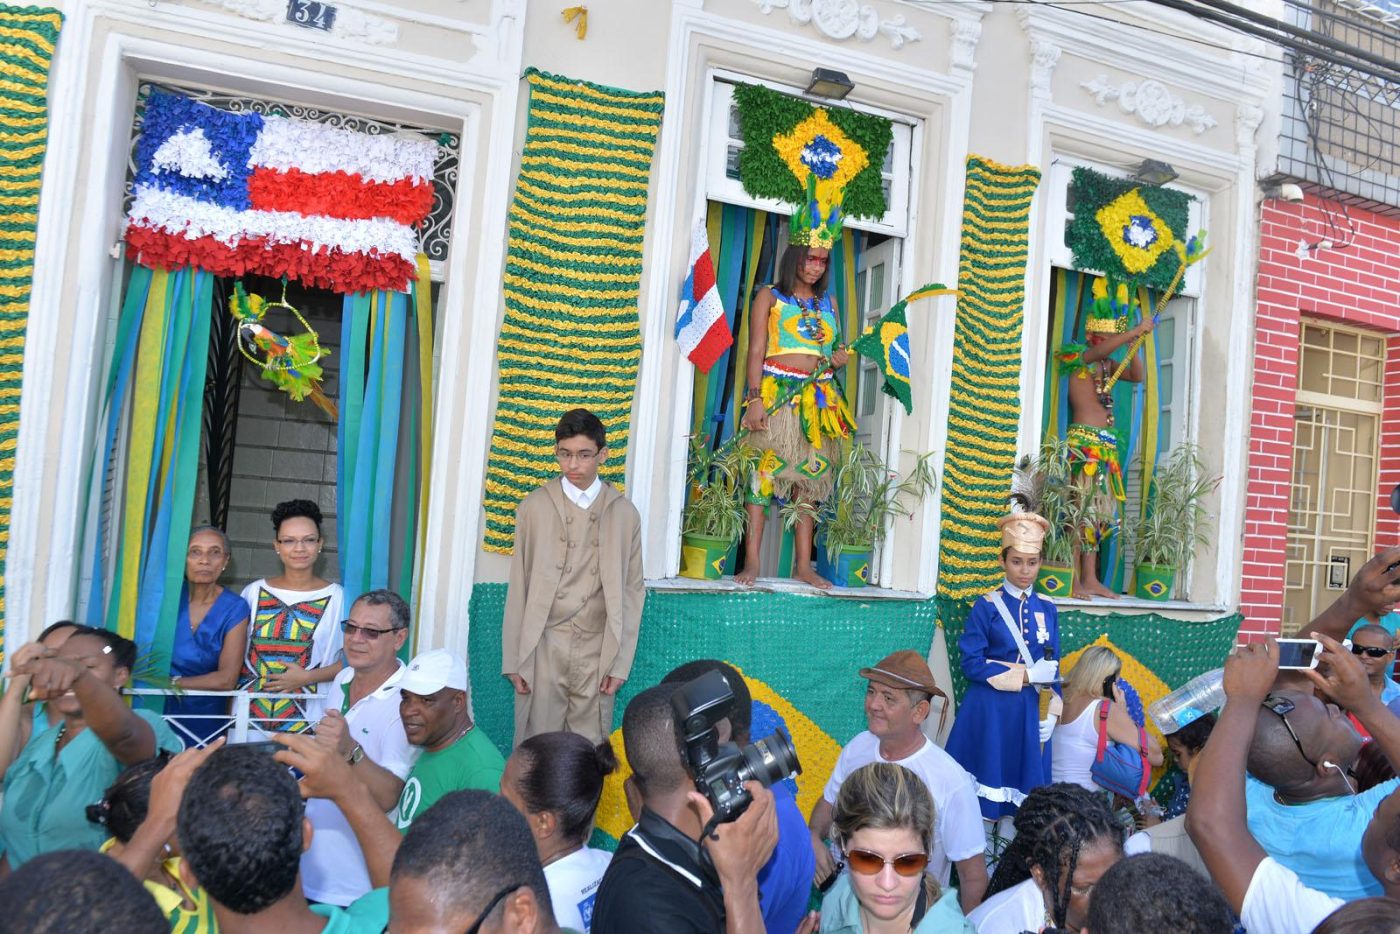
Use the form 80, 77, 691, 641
125, 688, 324, 748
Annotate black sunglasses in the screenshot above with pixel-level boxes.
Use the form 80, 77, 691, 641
464, 883, 523, 934
1351, 645, 1394, 658
1262, 695, 1317, 767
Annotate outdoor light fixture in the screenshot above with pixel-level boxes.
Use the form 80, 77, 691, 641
1130, 158, 1179, 186
805, 68, 854, 100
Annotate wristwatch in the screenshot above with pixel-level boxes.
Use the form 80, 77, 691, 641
347, 743, 365, 765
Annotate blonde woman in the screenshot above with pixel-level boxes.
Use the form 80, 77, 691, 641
1051, 646, 1162, 792
812, 762, 972, 933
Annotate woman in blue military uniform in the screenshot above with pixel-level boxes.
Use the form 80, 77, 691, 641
945, 513, 1061, 827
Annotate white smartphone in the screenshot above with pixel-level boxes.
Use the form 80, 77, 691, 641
1276, 638, 1322, 670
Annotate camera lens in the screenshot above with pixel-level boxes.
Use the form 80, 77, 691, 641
736, 728, 802, 788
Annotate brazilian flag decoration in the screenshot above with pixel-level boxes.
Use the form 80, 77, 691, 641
732, 82, 893, 221
1066, 166, 1193, 291
466, 585, 1241, 851
849, 283, 958, 415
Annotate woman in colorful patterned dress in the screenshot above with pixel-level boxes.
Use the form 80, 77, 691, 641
239, 499, 344, 731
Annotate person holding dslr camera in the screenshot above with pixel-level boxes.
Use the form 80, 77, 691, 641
592, 672, 797, 934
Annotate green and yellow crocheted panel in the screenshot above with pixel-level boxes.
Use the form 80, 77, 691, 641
480, 69, 664, 553
0, 5, 62, 653
938, 156, 1041, 599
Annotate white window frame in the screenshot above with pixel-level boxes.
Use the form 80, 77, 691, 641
704, 74, 915, 238
661, 70, 924, 589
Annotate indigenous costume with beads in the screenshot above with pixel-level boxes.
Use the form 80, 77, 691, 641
1056, 277, 1134, 545
746, 175, 856, 505
945, 514, 1061, 819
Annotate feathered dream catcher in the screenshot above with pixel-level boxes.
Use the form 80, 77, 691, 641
228, 281, 337, 418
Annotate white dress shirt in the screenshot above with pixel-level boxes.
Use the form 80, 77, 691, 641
563, 476, 603, 510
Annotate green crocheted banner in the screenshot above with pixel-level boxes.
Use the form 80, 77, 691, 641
937, 157, 1041, 599
0, 5, 63, 661
1066, 165, 1193, 291
480, 69, 663, 553
732, 82, 893, 221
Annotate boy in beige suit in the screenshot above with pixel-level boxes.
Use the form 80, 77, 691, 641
502, 409, 644, 745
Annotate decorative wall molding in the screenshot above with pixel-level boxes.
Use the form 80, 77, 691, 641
950, 17, 981, 72
1029, 37, 1060, 98
751, 0, 922, 49
211, 0, 399, 46
1080, 74, 1218, 135
1235, 102, 1264, 151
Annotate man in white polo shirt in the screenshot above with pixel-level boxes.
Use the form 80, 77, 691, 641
301, 589, 418, 907
808, 650, 989, 913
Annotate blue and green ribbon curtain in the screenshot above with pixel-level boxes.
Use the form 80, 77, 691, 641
84, 266, 215, 676
337, 257, 434, 624
0, 5, 63, 662
690, 202, 862, 453
1041, 268, 1163, 591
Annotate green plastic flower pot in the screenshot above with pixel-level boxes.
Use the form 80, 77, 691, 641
1035, 563, 1074, 598
680, 533, 733, 580
1134, 563, 1177, 601
816, 544, 873, 588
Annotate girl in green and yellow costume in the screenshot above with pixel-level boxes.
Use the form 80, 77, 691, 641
735, 184, 855, 589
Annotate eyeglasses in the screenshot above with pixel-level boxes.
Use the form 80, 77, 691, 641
1262, 694, 1317, 767
843, 847, 929, 877
340, 620, 403, 640
464, 883, 523, 934
277, 536, 320, 549
555, 449, 600, 464
1351, 645, 1394, 658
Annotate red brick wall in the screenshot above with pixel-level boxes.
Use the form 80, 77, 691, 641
1240, 195, 1400, 636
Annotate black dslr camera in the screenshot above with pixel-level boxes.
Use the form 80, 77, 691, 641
670, 670, 802, 824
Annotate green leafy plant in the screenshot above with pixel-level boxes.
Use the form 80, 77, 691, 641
1125, 443, 1221, 570
681, 435, 759, 541
783, 443, 938, 561
1010, 437, 1101, 567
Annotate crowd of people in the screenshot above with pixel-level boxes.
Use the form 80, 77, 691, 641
0, 407, 1399, 932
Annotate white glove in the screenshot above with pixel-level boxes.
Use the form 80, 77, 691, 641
1039, 716, 1057, 743
1027, 659, 1059, 685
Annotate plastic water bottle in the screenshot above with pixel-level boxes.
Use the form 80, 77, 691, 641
1148, 668, 1225, 735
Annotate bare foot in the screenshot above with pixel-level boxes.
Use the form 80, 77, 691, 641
1082, 579, 1122, 599
794, 566, 833, 590
734, 566, 759, 586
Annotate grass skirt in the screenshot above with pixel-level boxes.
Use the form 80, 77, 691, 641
748, 363, 853, 504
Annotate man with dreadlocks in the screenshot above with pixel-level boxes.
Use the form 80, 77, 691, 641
966, 783, 1123, 933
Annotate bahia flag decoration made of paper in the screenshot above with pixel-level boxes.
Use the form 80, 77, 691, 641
124, 90, 439, 294
674, 221, 732, 373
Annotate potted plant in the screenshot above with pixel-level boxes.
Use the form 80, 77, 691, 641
783, 443, 938, 588
1124, 443, 1221, 601
679, 435, 758, 580
1011, 438, 1093, 598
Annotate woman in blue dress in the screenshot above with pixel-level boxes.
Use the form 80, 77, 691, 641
165, 526, 250, 744
945, 513, 1061, 825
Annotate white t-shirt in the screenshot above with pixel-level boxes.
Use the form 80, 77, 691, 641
300, 662, 419, 906
822, 731, 985, 885
966, 878, 1044, 933
545, 845, 612, 933
1240, 856, 1344, 934
240, 579, 345, 723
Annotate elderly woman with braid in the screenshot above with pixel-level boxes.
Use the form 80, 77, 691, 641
966, 783, 1123, 933
813, 762, 972, 933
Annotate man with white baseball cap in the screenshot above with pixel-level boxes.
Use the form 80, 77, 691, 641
393, 648, 506, 830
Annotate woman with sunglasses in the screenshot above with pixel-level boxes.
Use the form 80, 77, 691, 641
815, 762, 973, 933
1346, 625, 1400, 739
239, 499, 344, 731
968, 783, 1122, 933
